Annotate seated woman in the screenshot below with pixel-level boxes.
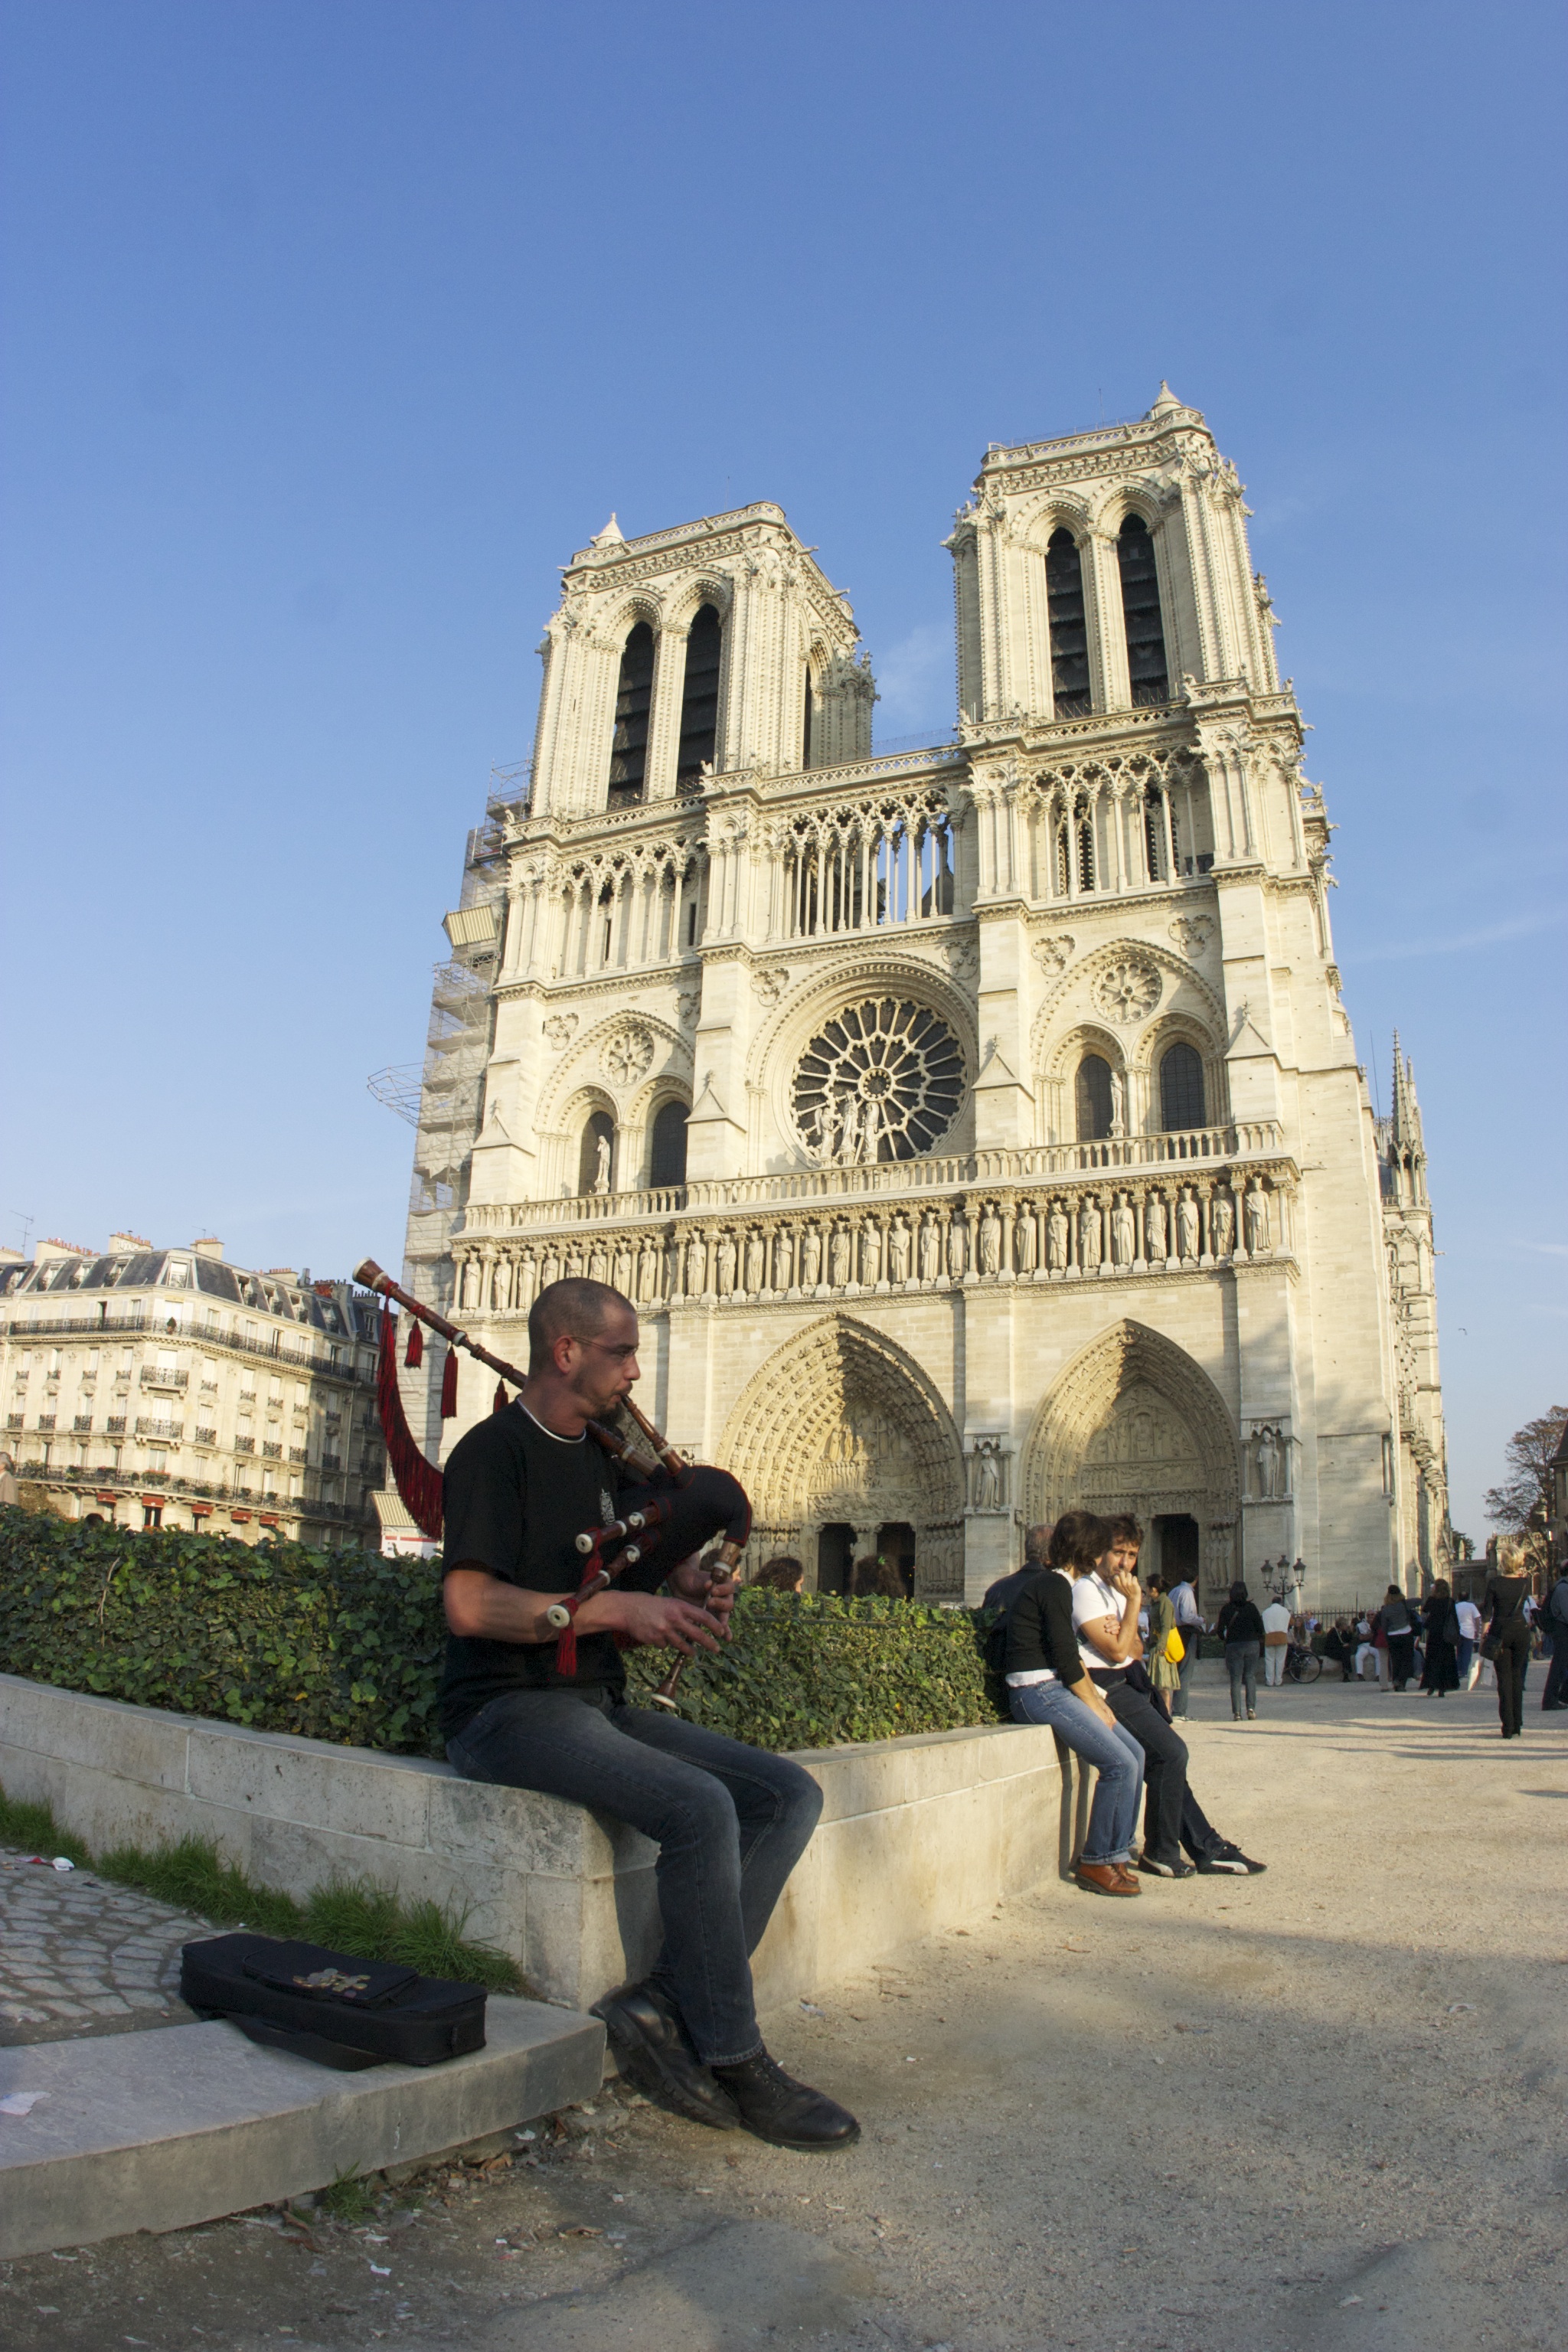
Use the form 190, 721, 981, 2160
1323, 1619, 1357, 1681
1002, 1510, 1146, 1898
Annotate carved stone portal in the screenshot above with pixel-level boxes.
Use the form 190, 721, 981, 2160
719, 1316, 965, 1597
1021, 1318, 1240, 1592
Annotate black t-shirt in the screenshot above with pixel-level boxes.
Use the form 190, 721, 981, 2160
438, 1403, 634, 1739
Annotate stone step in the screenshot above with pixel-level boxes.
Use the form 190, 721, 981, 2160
0, 1995, 603, 2259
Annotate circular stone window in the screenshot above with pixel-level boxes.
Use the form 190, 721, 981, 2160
792, 998, 965, 1164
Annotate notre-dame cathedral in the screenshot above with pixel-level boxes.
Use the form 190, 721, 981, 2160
393, 385, 1449, 1612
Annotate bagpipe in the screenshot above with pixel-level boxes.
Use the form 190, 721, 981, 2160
354, 1259, 750, 1710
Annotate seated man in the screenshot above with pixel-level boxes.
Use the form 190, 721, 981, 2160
439, 1277, 857, 2152
1070, 1516, 1194, 1878
1323, 1619, 1357, 1681
982, 1520, 1055, 1615
1076, 1516, 1266, 1880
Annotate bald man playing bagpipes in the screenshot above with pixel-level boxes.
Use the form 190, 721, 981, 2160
439, 1276, 858, 2151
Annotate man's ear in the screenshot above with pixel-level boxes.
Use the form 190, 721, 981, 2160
550, 1330, 579, 1377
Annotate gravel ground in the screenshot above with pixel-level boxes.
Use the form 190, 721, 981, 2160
1, 1674, 1563, 2352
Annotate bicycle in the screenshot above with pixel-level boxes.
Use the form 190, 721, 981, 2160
1283, 1642, 1322, 1684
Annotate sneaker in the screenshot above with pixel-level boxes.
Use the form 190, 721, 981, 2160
710, 2049, 860, 2150
590, 1982, 740, 2132
1209, 1839, 1267, 1874
1193, 1852, 1247, 1873
1137, 1854, 1197, 1879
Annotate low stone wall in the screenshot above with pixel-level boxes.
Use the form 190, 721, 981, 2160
0, 1674, 1070, 2011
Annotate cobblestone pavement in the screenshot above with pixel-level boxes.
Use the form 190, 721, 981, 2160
0, 1846, 200, 2045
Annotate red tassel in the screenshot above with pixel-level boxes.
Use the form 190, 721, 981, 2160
439, 1347, 459, 1419
404, 1321, 423, 1370
493, 1380, 508, 1413
374, 1304, 443, 1540
554, 1615, 577, 1676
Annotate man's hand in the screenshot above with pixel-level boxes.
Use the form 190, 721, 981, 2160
1112, 1566, 1142, 1602
598, 1588, 730, 1656
668, 1550, 739, 1630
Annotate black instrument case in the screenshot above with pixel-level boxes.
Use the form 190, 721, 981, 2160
180, 1933, 488, 2069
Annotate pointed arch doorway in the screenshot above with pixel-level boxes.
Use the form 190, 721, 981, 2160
718, 1317, 965, 1598
1021, 1321, 1240, 1604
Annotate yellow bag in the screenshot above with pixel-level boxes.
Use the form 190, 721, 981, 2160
1164, 1625, 1186, 1664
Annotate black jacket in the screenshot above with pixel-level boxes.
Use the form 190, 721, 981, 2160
1001, 1568, 1086, 1686
1216, 1599, 1266, 1645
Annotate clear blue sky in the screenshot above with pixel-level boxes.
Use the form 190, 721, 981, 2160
2, 2, 1563, 1538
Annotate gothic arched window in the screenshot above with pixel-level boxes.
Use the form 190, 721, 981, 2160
1076, 1054, 1113, 1142
1158, 1041, 1206, 1131
1116, 516, 1169, 705
677, 605, 724, 783
1046, 530, 1092, 717
649, 1099, 688, 1188
608, 622, 655, 808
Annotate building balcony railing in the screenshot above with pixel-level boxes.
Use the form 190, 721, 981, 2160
0, 1309, 371, 1386
74, 1415, 93, 1433
461, 1123, 1287, 1238
139, 1366, 189, 1392
6, 1413, 23, 1430
106, 1416, 126, 1436
195, 1427, 218, 1447
234, 1436, 255, 1455
262, 1441, 283, 1460
9, 1459, 372, 1526
36, 1414, 55, 1431
135, 1418, 184, 1441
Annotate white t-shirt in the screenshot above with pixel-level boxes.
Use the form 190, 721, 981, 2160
1455, 1599, 1481, 1640
1071, 1570, 1125, 1672
1261, 1600, 1292, 1636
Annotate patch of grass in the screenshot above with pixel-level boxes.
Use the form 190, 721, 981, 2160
0, 1779, 522, 1992
0, 1785, 92, 1867
315, 2166, 380, 2225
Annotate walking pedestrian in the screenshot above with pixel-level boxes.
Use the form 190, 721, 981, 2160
1001, 1510, 1146, 1896
1168, 1565, 1206, 1719
1375, 1586, 1416, 1690
1215, 1580, 1266, 1720
1419, 1579, 1460, 1697
1260, 1591, 1292, 1687
1453, 1591, 1481, 1689
1483, 1538, 1534, 1738
1541, 1562, 1568, 1713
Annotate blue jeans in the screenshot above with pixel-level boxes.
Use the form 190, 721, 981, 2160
1226, 1640, 1261, 1717
447, 1688, 822, 2066
1008, 1681, 1145, 1866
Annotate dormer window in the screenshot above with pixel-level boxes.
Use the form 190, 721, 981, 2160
608, 622, 655, 808
677, 605, 723, 783
1117, 516, 1168, 705
1046, 531, 1092, 717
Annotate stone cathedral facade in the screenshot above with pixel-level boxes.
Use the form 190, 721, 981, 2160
396, 387, 1449, 1611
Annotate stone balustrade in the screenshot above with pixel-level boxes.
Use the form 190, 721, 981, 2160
450, 1134, 1295, 1319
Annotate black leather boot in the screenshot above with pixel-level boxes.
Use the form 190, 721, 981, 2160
590, 1982, 740, 2131
710, 2050, 861, 2150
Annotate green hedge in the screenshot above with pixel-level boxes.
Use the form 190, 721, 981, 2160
0, 1507, 444, 1755
0, 1506, 1003, 1756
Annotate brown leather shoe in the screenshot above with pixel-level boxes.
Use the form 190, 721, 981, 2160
1110, 1865, 1143, 1893
1075, 1862, 1139, 1897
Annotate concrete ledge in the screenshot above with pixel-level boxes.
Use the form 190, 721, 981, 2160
0, 1674, 1069, 2011
0, 1997, 603, 2260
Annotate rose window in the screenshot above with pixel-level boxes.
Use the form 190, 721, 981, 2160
792, 998, 965, 1164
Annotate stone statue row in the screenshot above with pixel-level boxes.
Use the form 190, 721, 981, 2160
453, 1174, 1279, 1315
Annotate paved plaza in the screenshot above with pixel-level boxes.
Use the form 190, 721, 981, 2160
0, 1850, 198, 2045
0, 1673, 1563, 2352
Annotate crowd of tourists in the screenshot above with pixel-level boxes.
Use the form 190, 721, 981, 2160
1320, 1537, 1564, 1735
